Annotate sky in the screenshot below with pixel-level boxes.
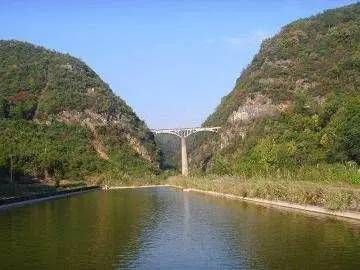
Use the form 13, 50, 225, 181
0, 0, 357, 128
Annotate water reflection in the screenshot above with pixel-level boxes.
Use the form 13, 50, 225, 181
0, 188, 359, 269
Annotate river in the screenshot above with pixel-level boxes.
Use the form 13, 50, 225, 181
0, 187, 359, 269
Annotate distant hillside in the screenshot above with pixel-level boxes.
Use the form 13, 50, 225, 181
155, 133, 201, 171
0, 40, 159, 185
191, 3, 360, 179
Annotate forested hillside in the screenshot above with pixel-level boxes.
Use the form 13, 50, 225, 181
155, 133, 202, 171
191, 3, 360, 182
0, 40, 159, 186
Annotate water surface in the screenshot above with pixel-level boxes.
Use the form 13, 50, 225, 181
0, 187, 359, 269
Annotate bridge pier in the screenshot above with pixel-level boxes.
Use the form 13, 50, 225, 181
152, 127, 221, 176
181, 136, 189, 176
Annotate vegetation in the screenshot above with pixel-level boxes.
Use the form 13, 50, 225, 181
0, 40, 134, 117
0, 40, 159, 193
191, 4, 360, 183
206, 4, 360, 126
155, 134, 180, 170
155, 132, 204, 171
206, 94, 360, 179
0, 120, 103, 182
1, 4, 360, 214
102, 171, 175, 187
162, 4, 360, 212
0, 180, 86, 200
168, 175, 360, 211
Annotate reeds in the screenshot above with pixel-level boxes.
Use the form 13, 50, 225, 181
168, 174, 360, 211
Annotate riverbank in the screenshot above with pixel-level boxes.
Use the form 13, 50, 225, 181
107, 181, 360, 221
103, 174, 360, 221
0, 186, 100, 209
167, 175, 360, 212
2, 174, 359, 220
182, 188, 360, 221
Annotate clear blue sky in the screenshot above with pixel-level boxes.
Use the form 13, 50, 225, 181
0, 0, 356, 128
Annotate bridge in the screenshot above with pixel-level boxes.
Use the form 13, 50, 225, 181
152, 127, 221, 176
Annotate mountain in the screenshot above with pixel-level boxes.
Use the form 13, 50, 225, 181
191, 3, 360, 177
0, 40, 159, 185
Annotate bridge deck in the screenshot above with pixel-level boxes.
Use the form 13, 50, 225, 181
152, 127, 221, 138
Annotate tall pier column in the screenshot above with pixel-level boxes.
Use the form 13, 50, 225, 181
181, 136, 189, 176
152, 127, 220, 176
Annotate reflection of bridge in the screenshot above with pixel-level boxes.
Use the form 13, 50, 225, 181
152, 127, 221, 176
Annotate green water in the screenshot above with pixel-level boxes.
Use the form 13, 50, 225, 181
0, 187, 359, 269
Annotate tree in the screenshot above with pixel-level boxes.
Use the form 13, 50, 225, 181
0, 98, 9, 118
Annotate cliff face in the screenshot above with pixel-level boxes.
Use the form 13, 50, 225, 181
0, 40, 159, 183
191, 4, 360, 174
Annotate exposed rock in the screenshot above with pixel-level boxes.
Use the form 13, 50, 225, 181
60, 63, 73, 70
125, 134, 153, 162
295, 79, 317, 91
261, 59, 293, 70
56, 110, 154, 162
86, 87, 96, 96
228, 94, 278, 123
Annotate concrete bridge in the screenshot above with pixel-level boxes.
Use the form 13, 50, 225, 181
152, 127, 221, 176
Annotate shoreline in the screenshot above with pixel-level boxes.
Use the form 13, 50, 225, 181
107, 184, 181, 189
0, 186, 100, 210
1, 183, 359, 221
182, 188, 360, 221
108, 185, 360, 221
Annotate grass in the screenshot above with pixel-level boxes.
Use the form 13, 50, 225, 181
0, 179, 87, 200
98, 164, 360, 212
167, 174, 360, 211
96, 171, 175, 187
2, 165, 359, 212
103, 176, 164, 187
260, 163, 360, 185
